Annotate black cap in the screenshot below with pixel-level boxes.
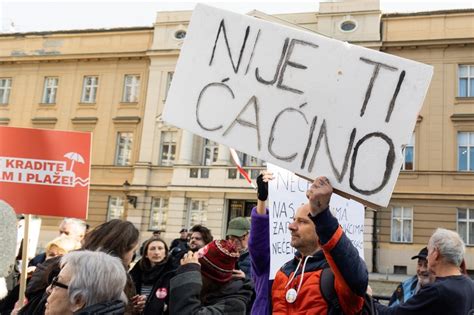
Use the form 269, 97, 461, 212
411, 247, 428, 260
179, 228, 188, 233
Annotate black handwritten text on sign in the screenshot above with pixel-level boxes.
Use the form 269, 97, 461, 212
163, 4, 433, 207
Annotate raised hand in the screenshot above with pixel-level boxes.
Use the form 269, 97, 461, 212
180, 250, 200, 266
306, 176, 333, 216
256, 171, 274, 201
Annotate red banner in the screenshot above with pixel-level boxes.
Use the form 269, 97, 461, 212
0, 126, 92, 219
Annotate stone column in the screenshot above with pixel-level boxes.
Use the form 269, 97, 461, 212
177, 130, 193, 164
214, 144, 230, 165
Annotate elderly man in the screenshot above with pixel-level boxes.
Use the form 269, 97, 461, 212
29, 218, 87, 267
376, 228, 474, 315
45, 250, 127, 315
388, 247, 432, 306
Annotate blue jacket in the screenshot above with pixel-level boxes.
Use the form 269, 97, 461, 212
388, 275, 418, 306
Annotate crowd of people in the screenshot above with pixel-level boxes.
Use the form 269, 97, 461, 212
0, 172, 473, 314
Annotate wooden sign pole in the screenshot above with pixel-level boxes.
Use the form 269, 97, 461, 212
18, 214, 31, 309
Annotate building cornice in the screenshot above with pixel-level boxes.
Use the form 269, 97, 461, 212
450, 113, 474, 122
112, 116, 141, 124
31, 117, 57, 125
0, 26, 153, 38
0, 52, 149, 64
71, 117, 99, 124
381, 38, 474, 50
383, 8, 474, 19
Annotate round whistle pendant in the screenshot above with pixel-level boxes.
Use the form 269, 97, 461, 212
285, 288, 297, 303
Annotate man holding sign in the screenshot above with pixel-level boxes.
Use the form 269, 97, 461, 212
249, 172, 368, 314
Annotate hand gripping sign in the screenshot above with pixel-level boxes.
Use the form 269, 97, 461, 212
163, 4, 433, 208
0, 126, 91, 219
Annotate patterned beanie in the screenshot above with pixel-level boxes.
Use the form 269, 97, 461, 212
198, 240, 240, 283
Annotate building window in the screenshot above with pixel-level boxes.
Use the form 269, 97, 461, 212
165, 72, 173, 100
174, 30, 186, 40
202, 138, 219, 166
391, 206, 413, 243
458, 208, 474, 245
115, 132, 133, 166
160, 131, 176, 166
107, 196, 124, 221
189, 168, 209, 179
238, 152, 265, 167
459, 65, 474, 97
42, 77, 58, 104
458, 132, 474, 171
402, 133, 415, 170
81, 76, 99, 103
149, 197, 168, 231
122, 75, 140, 102
0, 78, 12, 104
339, 19, 357, 32
228, 169, 237, 179
187, 199, 207, 227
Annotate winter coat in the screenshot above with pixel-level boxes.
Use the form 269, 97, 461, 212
74, 299, 126, 314
238, 249, 251, 279
169, 263, 254, 314
388, 275, 418, 306
272, 209, 368, 315
129, 256, 178, 315
248, 207, 272, 315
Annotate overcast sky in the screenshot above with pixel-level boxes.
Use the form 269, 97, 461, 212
1, 0, 473, 33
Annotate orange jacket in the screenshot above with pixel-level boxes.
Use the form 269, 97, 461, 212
272, 218, 367, 315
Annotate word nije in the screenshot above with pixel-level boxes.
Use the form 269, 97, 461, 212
196, 19, 405, 196
0, 157, 74, 187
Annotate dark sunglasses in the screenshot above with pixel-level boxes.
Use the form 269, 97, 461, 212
51, 276, 69, 290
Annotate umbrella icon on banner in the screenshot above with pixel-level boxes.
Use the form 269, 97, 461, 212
64, 152, 85, 171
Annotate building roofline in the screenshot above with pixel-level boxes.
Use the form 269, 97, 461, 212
382, 8, 474, 18
0, 26, 153, 38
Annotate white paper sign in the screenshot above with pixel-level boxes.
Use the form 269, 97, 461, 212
163, 4, 433, 207
268, 163, 365, 280
16, 217, 42, 260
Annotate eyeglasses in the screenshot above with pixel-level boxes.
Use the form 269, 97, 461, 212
51, 276, 69, 290
230, 234, 248, 242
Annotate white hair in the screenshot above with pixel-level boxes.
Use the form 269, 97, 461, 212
61, 218, 87, 234
60, 250, 127, 308
428, 228, 465, 267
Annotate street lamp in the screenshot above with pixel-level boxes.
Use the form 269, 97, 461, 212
122, 180, 137, 220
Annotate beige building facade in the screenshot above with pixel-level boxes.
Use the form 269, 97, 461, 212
0, 0, 473, 276
0, 27, 153, 243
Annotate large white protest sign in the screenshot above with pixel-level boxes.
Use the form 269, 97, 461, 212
268, 163, 365, 280
163, 4, 433, 207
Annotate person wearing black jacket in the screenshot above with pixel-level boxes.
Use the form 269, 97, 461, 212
129, 237, 178, 315
375, 228, 474, 315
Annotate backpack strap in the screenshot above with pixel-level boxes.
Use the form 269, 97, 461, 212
320, 267, 342, 314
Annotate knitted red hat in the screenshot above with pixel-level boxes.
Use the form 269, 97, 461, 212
198, 240, 240, 283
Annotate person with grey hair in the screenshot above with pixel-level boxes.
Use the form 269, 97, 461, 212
375, 228, 474, 315
58, 218, 88, 242
29, 217, 88, 268
44, 250, 127, 315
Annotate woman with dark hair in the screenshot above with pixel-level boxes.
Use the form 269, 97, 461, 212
130, 237, 178, 315
82, 219, 139, 267
18, 219, 142, 315
82, 219, 142, 314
